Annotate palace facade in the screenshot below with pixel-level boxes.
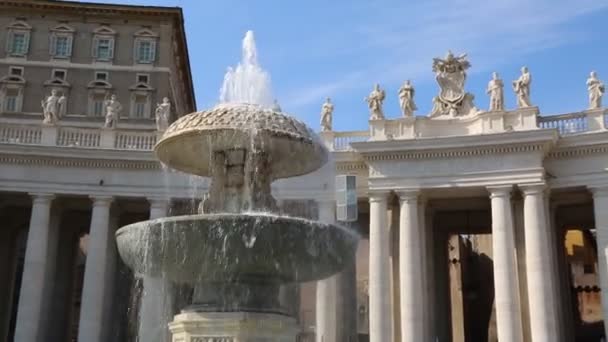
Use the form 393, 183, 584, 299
1, 1, 608, 342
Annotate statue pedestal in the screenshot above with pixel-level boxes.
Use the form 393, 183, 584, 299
168, 311, 300, 342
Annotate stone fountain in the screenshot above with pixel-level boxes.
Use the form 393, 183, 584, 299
115, 31, 359, 342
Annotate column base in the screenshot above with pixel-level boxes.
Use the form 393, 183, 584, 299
168, 311, 300, 342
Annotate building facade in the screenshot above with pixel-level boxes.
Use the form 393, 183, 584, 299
1, 2, 608, 342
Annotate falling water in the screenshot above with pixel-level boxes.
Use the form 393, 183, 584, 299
219, 30, 275, 108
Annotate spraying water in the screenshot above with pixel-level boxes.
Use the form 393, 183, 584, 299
219, 30, 275, 108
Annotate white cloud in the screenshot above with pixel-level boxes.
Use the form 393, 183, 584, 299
281, 0, 608, 110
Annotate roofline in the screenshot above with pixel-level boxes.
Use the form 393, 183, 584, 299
0, 0, 197, 111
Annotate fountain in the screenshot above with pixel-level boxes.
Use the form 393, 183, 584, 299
115, 31, 359, 341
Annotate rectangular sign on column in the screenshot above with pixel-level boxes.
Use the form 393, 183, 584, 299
336, 175, 357, 222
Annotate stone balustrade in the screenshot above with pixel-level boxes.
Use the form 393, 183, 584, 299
0, 123, 160, 151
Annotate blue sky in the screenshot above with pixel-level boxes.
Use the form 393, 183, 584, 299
89, 0, 608, 131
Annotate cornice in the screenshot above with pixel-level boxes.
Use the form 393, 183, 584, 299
0, 0, 183, 17
548, 143, 608, 159
336, 161, 368, 172
363, 142, 546, 162
0, 154, 159, 170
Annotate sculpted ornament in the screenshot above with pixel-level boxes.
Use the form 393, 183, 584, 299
365, 83, 385, 120
155, 97, 171, 132
41, 89, 65, 125
429, 51, 477, 118
587, 71, 604, 110
513, 66, 532, 108
320, 97, 333, 131
104, 94, 122, 129
398, 80, 417, 117
486, 72, 504, 111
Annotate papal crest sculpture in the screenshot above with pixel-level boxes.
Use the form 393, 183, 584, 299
430, 51, 478, 118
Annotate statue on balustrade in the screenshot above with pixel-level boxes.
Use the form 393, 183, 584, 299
486, 72, 504, 111
365, 83, 385, 120
41, 89, 65, 125
271, 99, 282, 112
512, 66, 532, 108
587, 71, 604, 110
430, 51, 477, 118
103, 94, 122, 129
320, 97, 334, 131
155, 97, 171, 132
398, 80, 417, 117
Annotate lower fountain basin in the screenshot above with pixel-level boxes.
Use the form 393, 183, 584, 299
115, 213, 359, 284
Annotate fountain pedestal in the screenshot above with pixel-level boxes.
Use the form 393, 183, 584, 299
169, 312, 299, 342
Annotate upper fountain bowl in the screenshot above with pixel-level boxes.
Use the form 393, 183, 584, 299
155, 103, 328, 179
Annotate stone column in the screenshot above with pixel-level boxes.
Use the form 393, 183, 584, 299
397, 190, 424, 342
521, 184, 558, 342
78, 196, 114, 342
14, 193, 55, 342
488, 186, 524, 342
591, 187, 608, 339
368, 191, 392, 342
139, 198, 172, 342
316, 199, 337, 342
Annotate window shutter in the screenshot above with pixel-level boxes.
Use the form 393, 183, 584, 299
23, 32, 30, 54
92, 37, 99, 58
150, 40, 157, 62
6, 31, 13, 53
49, 34, 57, 56
108, 38, 114, 59
66, 35, 73, 56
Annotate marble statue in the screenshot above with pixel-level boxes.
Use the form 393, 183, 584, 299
41, 89, 63, 125
486, 72, 504, 111
365, 83, 385, 120
104, 94, 122, 129
320, 97, 334, 131
155, 97, 171, 132
271, 99, 282, 112
512, 66, 532, 108
430, 51, 477, 117
398, 80, 417, 117
587, 71, 604, 110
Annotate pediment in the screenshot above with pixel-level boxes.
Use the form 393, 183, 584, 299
52, 24, 75, 33
44, 78, 71, 88
134, 28, 158, 38
0, 75, 25, 84
7, 20, 31, 31
87, 80, 113, 89
93, 25, 116, 36
129, 82, 154, 91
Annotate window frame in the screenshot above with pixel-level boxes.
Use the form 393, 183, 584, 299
136, 73, 149, 84
52, 68, 67, 81
95, 71, 109, 82
5, 21, 32, 57
49, 24, 75, 59
9, 66, 24, 77
92, 26, 117, 63
133, 29, 158, 65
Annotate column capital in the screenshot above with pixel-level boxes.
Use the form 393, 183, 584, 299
487, 185, 513, 198
89, 195, 113, 207
519, 183, 547, 196
29, 193, 55, 204
368, 190, 389, 203
396, 189, 419, 203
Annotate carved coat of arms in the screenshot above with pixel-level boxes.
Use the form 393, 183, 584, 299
430, 51, 477, 118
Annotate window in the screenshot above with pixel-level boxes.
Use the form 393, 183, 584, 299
135, 40, 156, 63
5, 21, 31, 57
133, 29, 158, 64
92, 26, 116, 62
52, 69, 67, 80
133, 94, 147, 118
9, 67, 23, 77
137, 74, 149, 84
4, 88, 18, 112
49, 24, 75, 59
95, 72, 108, 81
92, 94, 105, 117
53, 36, 70, 57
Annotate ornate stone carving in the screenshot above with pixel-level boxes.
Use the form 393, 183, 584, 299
365, 83, 385, 120
320, 97, 333, 131
487, 72, 504, 111
430, 51, 477, 118
398, 80, 417, 117
41, 89, 63, 125
513, 66, 532, 108
191, 337, 234, 342
155, 97, 171, 132
587, 71, 604, 110
103, 94, 122, 129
